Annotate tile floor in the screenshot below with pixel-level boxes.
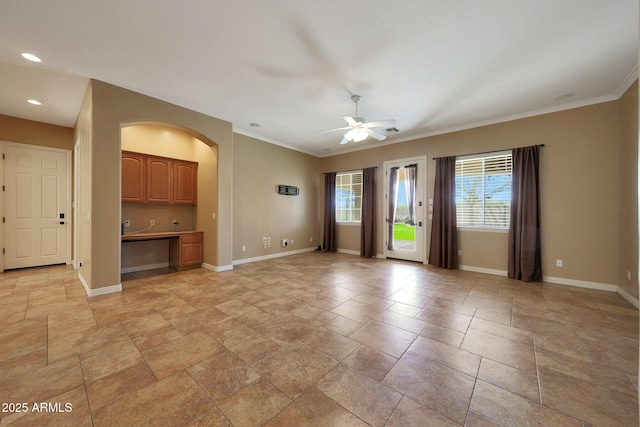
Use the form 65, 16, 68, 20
0, 252, 638, 426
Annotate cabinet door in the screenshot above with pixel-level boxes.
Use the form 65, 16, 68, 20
122, 152, 145, 202
146, 156, 172, 203
173, 160, 198, 204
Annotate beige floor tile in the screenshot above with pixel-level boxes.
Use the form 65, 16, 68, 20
316, 364, 402, 427
92, 370, 213, 426
48, 323, 131, 363
470, 380, 581, 426
0, 317, 47, 363
386, 396, 460, 427
419, 322, 465, 347
217, 378, 292, 426
539, 366, 639, 426
415, 306, 473, 333
188, 351, 261, 403
253, 341, 338, 398
265, 387, 368, 426
477, 358, 540, 402
324, 315, 364, 336
184, 406, 232, 427
1, 355, 84, 403
408, 336, 481, 377
142, 331, 225, 379
373, 310, 428, 334
85, 360, 157, 411
349, 320, 418, 358
383, 352, 475, 425
342, 345, 398, 382
80, 338, 144, 383
460, 328, 537, 375
301, 326, 360, 360
536, 348, 637, 396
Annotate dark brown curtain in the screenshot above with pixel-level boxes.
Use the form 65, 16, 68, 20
360, 167, 376, 257
323, 172, 337, 252
428, 156, 458, 269
508, 146, 542, 281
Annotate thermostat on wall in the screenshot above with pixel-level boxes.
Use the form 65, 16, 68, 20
277, 185, 299, 196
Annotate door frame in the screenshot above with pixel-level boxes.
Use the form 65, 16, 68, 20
1, 141, 73, 271
382, 155, 427, 264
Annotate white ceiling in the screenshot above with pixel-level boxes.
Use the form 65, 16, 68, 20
0, 0, 637, 157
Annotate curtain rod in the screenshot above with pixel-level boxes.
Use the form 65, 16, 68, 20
432, 144, 545, 160
323, 166, 377, 175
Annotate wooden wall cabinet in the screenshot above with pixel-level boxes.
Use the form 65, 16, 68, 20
122, 151, 198, 204
121, 151, 146, 202
173, 160, 198, 204
146, 156, 173, 203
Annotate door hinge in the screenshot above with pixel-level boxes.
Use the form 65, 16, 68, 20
2, 249, 4, 255
2, 217, 4, 223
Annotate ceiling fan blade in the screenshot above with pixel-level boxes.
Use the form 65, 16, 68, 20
318, 126, 351, 133
364, 128, 386, 141
363, 119, 396, 129
342, 116, 358, 126
339, 136, 350, 145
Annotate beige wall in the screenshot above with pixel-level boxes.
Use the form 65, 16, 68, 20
233, 133, 321, 261
0, 114, 74, 149
321, 100, 626, 287
619, 81, 639, 298
75, 80, 233, 290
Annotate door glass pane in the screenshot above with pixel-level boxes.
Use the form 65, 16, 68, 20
392, 168, 415, 252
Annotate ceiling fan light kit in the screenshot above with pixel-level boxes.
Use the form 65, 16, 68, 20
325, 94, 397, 146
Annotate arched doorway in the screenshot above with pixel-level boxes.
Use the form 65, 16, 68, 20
118, 122, 218, 279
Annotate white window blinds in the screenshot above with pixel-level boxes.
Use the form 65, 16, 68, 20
336, 171, 362, 222
455, 153, 512, 228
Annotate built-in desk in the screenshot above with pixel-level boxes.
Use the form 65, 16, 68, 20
122, 230, 203, 270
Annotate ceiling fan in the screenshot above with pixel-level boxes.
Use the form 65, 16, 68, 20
322, 95, 396, 145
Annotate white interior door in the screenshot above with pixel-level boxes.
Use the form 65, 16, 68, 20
4, 144, 70, 269
384, 156, 426, 263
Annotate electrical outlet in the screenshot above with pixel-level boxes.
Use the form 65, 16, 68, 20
172, 219, 178, 225
458, 250, 462, 256
310, 237, 313, 242
150, 219, 155, 226
242, 245, 246, 252
556, 259, 563, 267
290, 239, 294, 245
282, 239, 288, 247
124, 220, 131, 227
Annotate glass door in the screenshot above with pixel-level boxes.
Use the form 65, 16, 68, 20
384, 157, 426, 263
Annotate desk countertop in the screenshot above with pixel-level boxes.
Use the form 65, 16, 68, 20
121, 230, 203, 241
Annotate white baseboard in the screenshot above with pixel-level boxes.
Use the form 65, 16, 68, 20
202, 263, 234, 272
459, 265, 508, 277
233, 247, 317, 266
616, 286, 640, 309
337, 248, 360, 256
459, 266, 634, 304
79, 272, 122, 297
120, 262, 169, 274
542, 275, 618, 292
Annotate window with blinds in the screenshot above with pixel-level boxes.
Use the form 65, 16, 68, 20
455, 153, 512, 228
336, 171, 362, 223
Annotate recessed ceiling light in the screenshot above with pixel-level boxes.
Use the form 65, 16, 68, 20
27, 99, 42, 106
21, 52, 42, 63
249, 123, 260, 127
